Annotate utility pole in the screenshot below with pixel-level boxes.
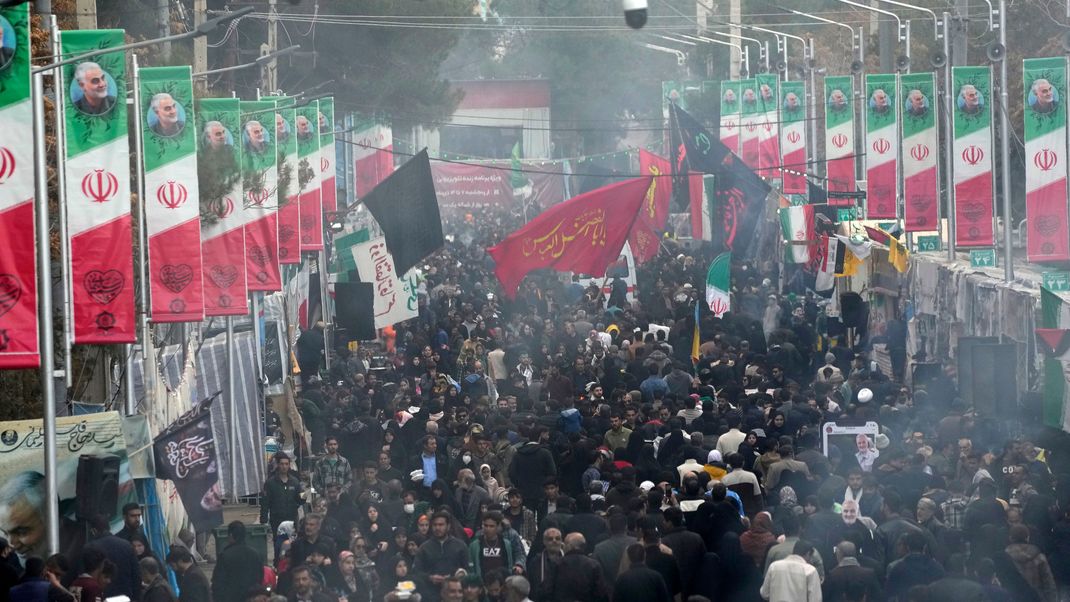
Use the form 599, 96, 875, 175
264, 0, 279, 93
193, 0, 207, 92
158, 0, 171, 60
75, 0, 96, 29
952, 0, 969, 64
876, 1, 894, 72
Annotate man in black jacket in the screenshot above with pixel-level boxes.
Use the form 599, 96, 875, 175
659, 507, 705, 598
260, 453, 303, 534
823, 541, 882, 602
508, 427, 556, 511
166, 547, 210, 602
82, 514, 141, 601
211, 521, 263, 602
611, 544, 671, 602
414, 511, 469, 602
543, 532, 608, 602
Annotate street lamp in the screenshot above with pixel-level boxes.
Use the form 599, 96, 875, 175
192, 44, 300, 77
677, 34, 747, 77
639, 43, 688, 68
707, 30, 764, 74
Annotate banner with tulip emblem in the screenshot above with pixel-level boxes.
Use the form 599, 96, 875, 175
951, 66, 995, 248
196, 98, 248, 316
1024, 57, 1069, 262
267, 96, 301, 265
139, 66, 204, 322
738, 79, 760, 170
240, 100, 281, 292
318, 97, 337, 215
824, 75, 856, 201
780, 80, 807, 196
0, 5, 38, 368
756, 74, 781, 179
864, 74, 898, 219
298, 101, 323, 251
900, 73, 939, 232
719, 80, 742, 157
61, 30, 135, 344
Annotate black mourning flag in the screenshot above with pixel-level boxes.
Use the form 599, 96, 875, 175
334, 282, 377, 341
670, 104, 772, 258
362, 149, 444, 275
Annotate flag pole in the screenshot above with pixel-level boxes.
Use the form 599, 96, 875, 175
32, 67, 60, 555
128, 53, 151, 415
49, 16, 73, 392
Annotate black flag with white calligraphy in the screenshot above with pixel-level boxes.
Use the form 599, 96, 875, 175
154, 397, 223, 531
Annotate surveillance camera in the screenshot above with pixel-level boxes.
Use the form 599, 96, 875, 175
623, 0, 648, 29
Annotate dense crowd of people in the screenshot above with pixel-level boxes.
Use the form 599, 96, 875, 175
6, 208, 1070, 602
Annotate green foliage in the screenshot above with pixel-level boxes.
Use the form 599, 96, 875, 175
277, 146, 293, 206
298, 158, 315, 192
198, 148, 240, 224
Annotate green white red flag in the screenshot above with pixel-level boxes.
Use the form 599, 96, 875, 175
0, 5, 38, 368
298, 101, 323, 251
318, 97, 337, 214
1023, 57, 1069, 262
739, 79, 760, 169
824, 75, 856, 201
62, 30, 135, 343
952, 66, 995, 248
196, 98, 248, 316
352, 116, 394, 198
779, 204, 815, 263
719, 80, 741, 156
139, 66, 204, 322
864, 74, 898, 219
900, 73, 939, 232
756, 74, 780, 179
240, 100, 280, 292
779, 80, 807, 196
705, 252, 731, 318
266, 96, 301, 264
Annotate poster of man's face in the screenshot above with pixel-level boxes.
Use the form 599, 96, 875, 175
201, 121, 233, 152
318, 110, 330, 132
0, 16, 16, 73
760, 84, 774, 102
70, 61, 117, 117
783, 92, 801, 112
958, 84, 984, 114
742, 88, 757, 105
244, 119, 269, 154
723, 88, 737, 105
296, 115, 315, 141
0, 471, 47, 561
1030, 78, 1059, 115
905, 89, 929, 117
275, 112, 291, 143
148, 92, 185, 138
828, 89, 848, 112
869, 88, 890, 114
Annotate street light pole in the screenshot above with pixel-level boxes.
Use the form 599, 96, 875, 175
998, 0, 1012, 280
943, 12, 956, 261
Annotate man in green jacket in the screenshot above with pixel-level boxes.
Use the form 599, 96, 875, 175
467, 511, 525, 578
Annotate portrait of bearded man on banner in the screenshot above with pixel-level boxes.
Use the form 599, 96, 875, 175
722, 87, 738, 109
243, 118, 271, 155
905, 88, 930, 117
958, 84, 984, 115
828, 88, 849, 112
782, 92, 802, 115
869, 88, 891, 115
0, 16, 15, 72
742, 87, 758, 109
276, 112, 292, 145
1029, 78, 1059, 115
296, 114, 316, 142
70, 61, 117, 117
147, 92, 186, 139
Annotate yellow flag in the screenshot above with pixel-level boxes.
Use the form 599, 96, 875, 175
840, 249, 861, 276
889, 237, 909, 272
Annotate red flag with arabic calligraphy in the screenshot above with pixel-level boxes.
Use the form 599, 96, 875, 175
489, 177, 653, 298
629, 150, 672, 264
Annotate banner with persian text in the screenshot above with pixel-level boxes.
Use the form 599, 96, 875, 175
298, 101, 323, 251
824, 75, 856, 202
61, 30, 135, 343
349, 237, 419, 329
864, 73, 898, 219
0, 5, 38, 368
952, 66, 995, 248
900, 73, 939, 232
139, 66, 204, 322
267, 96, 301, 265
719, 80, 741, 157
196, 98, 248, 316
780, 80, 807, 196
1024, 57, 1070, 262
429, 162, 564, 211
240, 100, 280, 292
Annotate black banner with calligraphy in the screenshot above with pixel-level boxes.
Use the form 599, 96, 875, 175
153, 398, 223, 531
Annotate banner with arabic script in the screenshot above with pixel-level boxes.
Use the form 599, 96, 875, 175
952, 66, 995, 248
0, 5, 38, 368
153, 401, 222, 531
350, 237, 419, 329
1024, 57, 1070, 262
780, 80, 807, 196
140, 66, 204, 322
824, 75, 856, 202
61, 30, 135, 343
0, 412, 136, 557
267, 96, 302, 265
719, 80, 742, 157
628, 150, 672, 264
297, 101, 323, 251
865, 73, 898, 219
240, 100, 280, 292
900, 72, 939, 232
196, 98, 248, 316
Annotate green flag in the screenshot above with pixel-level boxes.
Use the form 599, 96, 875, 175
705, 252, 731, 318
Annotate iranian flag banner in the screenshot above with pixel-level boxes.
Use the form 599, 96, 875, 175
353, 117, 394, 198
0, 5, 38, 368
780, 80, 807, 196
865, 74, 899, 219
739, 79, 760, 169
1024, 57, 1070, 262
266, 96, 301, 265
900, 73, 939, 232
1041, 288, 1070, 431
196, 98, 248, 316
240, 100, 280, 292
779, 204, 815, 263
824, 75, 856, 201
319, 97, 338, 214
952, 66, 995, 248
756, 74, 781, 179
139, 66, 204, 322
719, 80, 742, 156
705, 252, 731, 318
298, 101, 323, 251
61, 30, 135, 344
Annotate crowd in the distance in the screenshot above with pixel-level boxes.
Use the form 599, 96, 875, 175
11, 208, 1069, 602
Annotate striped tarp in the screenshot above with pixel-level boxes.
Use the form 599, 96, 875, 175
133, 330, 264, 498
